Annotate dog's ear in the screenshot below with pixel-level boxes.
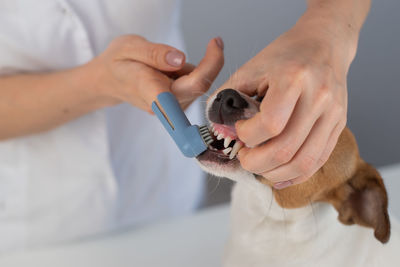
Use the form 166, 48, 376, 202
324, 161, 390, 244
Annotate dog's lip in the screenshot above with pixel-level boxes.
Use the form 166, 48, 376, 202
201, 148, 231, 159
197, 148, 239, 165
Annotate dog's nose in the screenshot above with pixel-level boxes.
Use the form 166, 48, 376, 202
216, 89, 248, 113
209, 89, 248, 125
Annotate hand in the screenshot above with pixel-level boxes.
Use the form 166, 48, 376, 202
89, 35, 224, 112
220, 19, 357, 189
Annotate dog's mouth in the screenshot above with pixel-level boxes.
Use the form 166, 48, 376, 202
196, 88, 257, 170
196, 122, 244, 168
207, 122, 244, 160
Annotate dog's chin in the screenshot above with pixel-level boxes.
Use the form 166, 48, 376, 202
197, 150, 240, 174
196, 151, 255, 184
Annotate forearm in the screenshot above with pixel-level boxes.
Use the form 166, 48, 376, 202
0, 62, 114, 140
297, 0, 371, 64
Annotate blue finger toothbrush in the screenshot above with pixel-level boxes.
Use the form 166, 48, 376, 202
152, 92, 213, 157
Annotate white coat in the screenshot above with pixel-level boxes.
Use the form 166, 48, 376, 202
0, 0, 204, 253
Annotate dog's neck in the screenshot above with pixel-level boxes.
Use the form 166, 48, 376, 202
229, 179, 335, 242
221, 155, 396, 267
225, 180, 394, 267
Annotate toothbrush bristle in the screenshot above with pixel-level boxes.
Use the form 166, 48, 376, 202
199, 125, 213, 145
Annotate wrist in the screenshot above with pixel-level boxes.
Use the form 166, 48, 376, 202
294, 4, 363, 67
79, 58, 121, 108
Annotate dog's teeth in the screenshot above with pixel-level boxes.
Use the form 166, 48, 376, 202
222, 147, 232, 155
214, 130, 219, 136
224, 136, 232, 148
229, 141, 244, 159
217, 133, 224, 140
208, 145, 217, 151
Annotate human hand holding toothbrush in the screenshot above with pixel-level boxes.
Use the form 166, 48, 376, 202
90, 35, 224, 113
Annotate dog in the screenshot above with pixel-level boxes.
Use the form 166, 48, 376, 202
197, 88, 400, 267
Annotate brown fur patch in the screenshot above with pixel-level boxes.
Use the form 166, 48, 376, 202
257, 127, 391, 243
257, 128, 359, 208
321, 161, 390, 243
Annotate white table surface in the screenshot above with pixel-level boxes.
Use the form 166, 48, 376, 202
0, 163, 399, 267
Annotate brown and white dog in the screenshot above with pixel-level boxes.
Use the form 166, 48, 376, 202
197, 89, 400, 267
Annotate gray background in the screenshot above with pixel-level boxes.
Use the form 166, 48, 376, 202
180, 0, 400, 205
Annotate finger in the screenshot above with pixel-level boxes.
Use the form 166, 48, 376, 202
185, 37, 224, 92
133, 65, 173, 110
274, 121, 345, 189
260, 109, 342, 184
289, 119, 346, 186
165, 63, 196, 79
116, 35, 186, 72
216, 54, 267, 97
236, 78, 302, 147
237, 91, 324, 174
171, 37, 224, 104
222, 69, 261, 96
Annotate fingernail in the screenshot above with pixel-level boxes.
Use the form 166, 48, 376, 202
215, 36, 224, 50
166, 50, 184, 67
273, 180, 293, 190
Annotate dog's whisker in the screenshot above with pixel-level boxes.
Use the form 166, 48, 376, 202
208, 175, 222, 196
266, 186, 274, 218
309, 199, 319, 239
203, 77, 213, 86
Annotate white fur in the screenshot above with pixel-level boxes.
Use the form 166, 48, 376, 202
222, 179, 400, 267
